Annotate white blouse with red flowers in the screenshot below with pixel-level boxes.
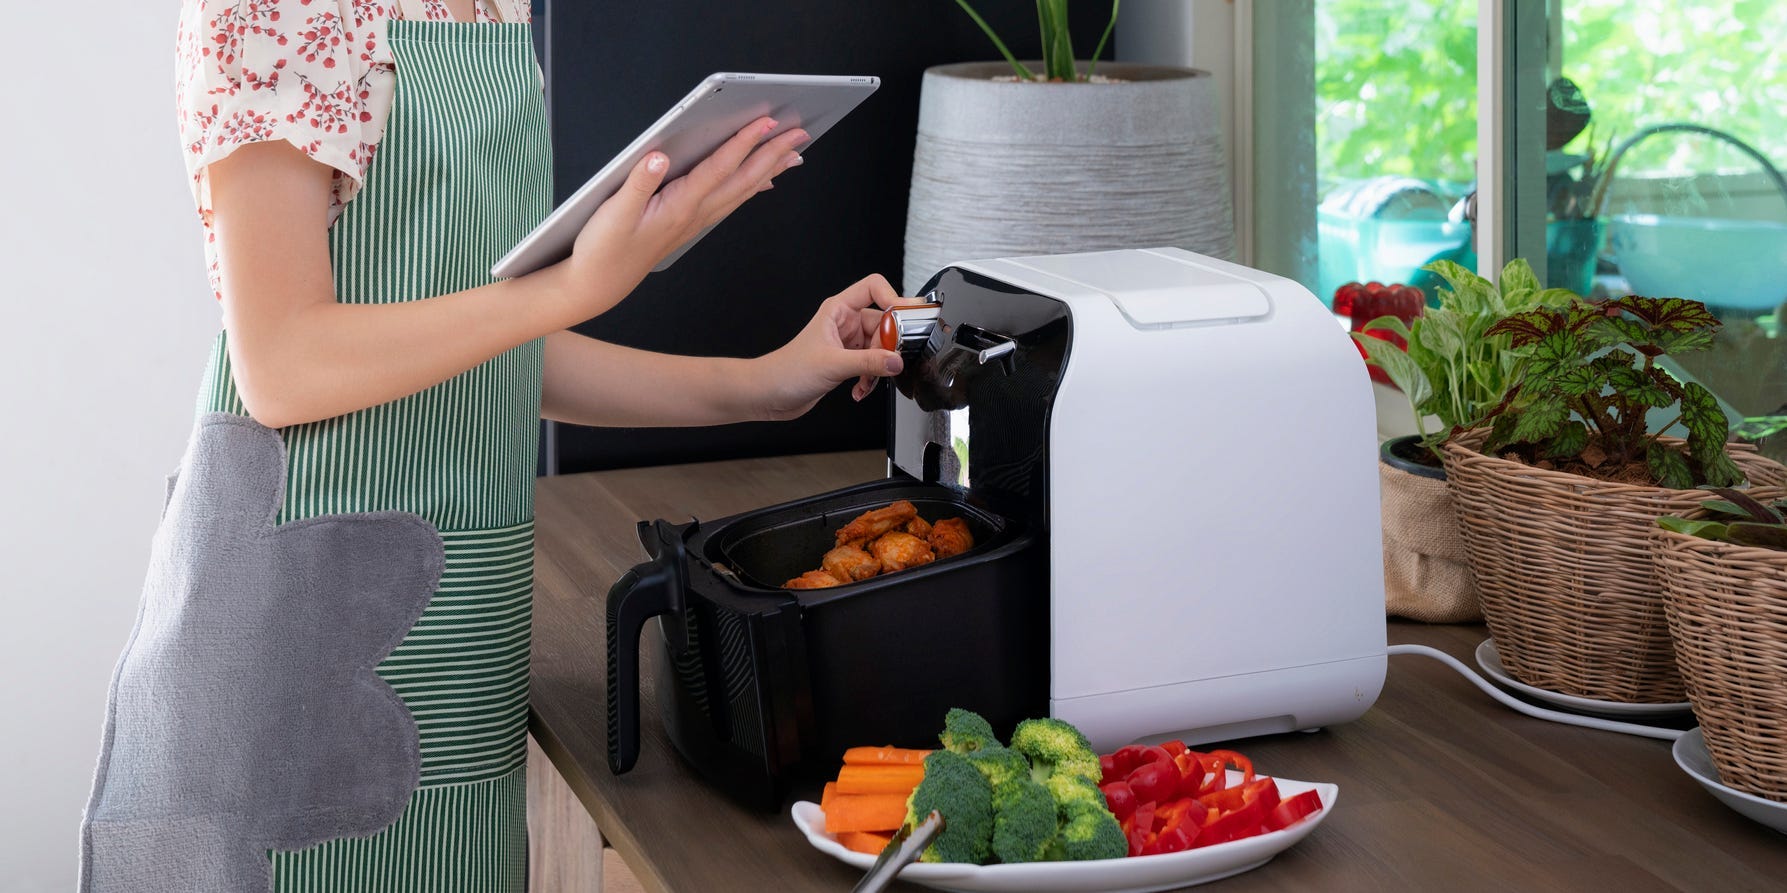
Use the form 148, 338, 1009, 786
175, 0, 534, 297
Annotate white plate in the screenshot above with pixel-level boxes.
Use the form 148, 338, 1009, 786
790, 772, 1338, 893
1475, 639, 1694, 719
1673, 727, 1787, 835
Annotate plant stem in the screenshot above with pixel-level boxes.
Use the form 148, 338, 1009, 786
1088, 0, 1120, 77
957, 0, 1035, 80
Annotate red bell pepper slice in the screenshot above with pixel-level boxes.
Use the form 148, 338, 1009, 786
1264, 789, 1324, 832
1126, 759, 1179, 805
1172, 751, 1206, 799
1122, 800, 1157, 857
1100, 780, 1137, 822
1192, 777, 1277, 848
1160, 739, 1188, 757
1099, 753, 1120, 785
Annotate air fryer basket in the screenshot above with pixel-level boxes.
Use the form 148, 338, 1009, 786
707, 480, 1013, 593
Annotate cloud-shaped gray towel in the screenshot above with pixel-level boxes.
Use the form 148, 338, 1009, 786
80, 413, 443, 892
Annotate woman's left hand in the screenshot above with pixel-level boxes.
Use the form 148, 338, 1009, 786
755, 274, 924, 420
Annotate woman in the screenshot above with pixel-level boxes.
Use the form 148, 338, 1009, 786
79, 1, 909, 890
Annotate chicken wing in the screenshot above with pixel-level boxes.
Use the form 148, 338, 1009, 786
834, 500, 920, 545
785, 569, 843, 590
904, 516, 932, 538
870, 531, 935, 572
929, 517, 974, 559
822, 540, 882, 583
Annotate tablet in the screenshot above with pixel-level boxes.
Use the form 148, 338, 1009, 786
491, 72, 880, 279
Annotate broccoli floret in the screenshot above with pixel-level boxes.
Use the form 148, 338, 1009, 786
1041, 773, 1108, 811
905, 750, 995, 864
965, 746, 1029, 790
1009, 717, 1102, 785
940, 707, 999, 755
989, 776, 1058, 864
1054, 797, 1127, 861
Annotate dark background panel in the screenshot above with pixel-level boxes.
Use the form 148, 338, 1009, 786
541, 0, 1114, 473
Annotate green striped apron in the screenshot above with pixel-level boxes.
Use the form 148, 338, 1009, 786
196, 8, 550, 890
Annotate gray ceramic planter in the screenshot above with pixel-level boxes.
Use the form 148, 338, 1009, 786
902, 61, 1233, 293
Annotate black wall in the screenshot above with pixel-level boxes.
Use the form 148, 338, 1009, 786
542, 1, 1114, 473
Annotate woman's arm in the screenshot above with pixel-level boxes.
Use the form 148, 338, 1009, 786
540, 274, 914, 427
210, 118, 805, 429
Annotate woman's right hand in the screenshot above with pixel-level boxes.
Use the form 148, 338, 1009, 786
560, 117, 808, 320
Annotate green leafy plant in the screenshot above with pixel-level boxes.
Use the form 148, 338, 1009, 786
1658, 488, 1787, 551
1479, 295, 1746, 489
953, 0, 1120, 82
1352, 258, 1576, 460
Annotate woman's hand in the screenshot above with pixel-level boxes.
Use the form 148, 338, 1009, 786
557, 117, 807, 321
753, 274, 925, 421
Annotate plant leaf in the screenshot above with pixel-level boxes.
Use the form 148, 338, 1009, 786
1352, 332, 1432, 409
1532, 288, 1580, 309
1657, 516, 1731, 540
1087, 0, 1119, 75
1499, 258, 1541, 298
1607, 295, 1722, 335
1648, 445, 1694, 489
1706, 487, 1785, 523
1680, 381, 1737, 479
1487, 308, 1553, 346
1726, 522, 1787, 551
955, 0, 1035, 79
1510, 395, 1568, 444
1423, 260, 1494, 314
1544, 420, 1590, 458
1414, 309, 1463, 359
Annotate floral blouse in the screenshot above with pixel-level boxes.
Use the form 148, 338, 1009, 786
175, 0, 534, 297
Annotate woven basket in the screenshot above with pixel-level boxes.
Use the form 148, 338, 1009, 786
1440, 431, 1787, 702
1656, 510, 1787, 801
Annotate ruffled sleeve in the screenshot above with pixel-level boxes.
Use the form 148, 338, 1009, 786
176, 0, 374, 223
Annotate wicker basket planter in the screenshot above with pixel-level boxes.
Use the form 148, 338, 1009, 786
1440, 431, 1787, 702
1656, 510, 1787, 801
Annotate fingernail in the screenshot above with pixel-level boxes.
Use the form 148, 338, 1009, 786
762, 118, 779, 133
792, 129, 811, 146
885, 354, 904, 374
787, 152, 804, 167
646, 153, 667, 173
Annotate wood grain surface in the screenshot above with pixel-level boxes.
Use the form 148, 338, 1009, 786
528, 451, 1787, 893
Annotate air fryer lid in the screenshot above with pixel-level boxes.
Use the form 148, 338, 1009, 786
704, 480, 1012, 593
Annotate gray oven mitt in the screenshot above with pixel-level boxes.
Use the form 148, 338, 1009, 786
80, 413, 444, 893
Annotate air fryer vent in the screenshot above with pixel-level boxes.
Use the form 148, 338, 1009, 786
711, 609, 766, 760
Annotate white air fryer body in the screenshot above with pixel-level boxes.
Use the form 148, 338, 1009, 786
951, 248, 1387, 751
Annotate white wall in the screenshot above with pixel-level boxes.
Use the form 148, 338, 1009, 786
0, 3, 218, 889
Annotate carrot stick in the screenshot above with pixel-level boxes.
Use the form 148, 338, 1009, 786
837, 830, 894, 856
823, 792, 910, 833
842, 746, 934, 766
821, 781, 838, 814
836, 764, 925, 795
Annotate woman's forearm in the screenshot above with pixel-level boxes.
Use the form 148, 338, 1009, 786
226, 264, 589, 428
540, 330, 768, 428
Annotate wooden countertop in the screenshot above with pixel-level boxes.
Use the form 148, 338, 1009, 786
529, 451, 1787, 892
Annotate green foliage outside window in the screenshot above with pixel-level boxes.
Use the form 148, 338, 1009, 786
1316, 0, 1787, 191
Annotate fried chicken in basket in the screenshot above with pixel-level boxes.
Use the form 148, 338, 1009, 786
781, 501, 976, 589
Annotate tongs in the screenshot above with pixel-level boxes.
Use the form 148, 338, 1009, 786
850, 810, 944, 893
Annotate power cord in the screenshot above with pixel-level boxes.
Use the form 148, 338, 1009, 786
1387, 643, 1686, 741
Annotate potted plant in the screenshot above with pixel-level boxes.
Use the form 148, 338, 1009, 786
902, 1, 1232, 292
1351, 259, 1575, 622
1440, 295, 1787, 702
1655, 489, 1787, 801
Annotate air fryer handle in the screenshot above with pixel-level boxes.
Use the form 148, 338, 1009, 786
605, 556, 678, 775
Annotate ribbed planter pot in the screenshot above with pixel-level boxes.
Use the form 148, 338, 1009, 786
1441, 430, 1787, 703
902, 61, 1233, 293
1655, 506, 1787, 801
1378, 435, 1481, 623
